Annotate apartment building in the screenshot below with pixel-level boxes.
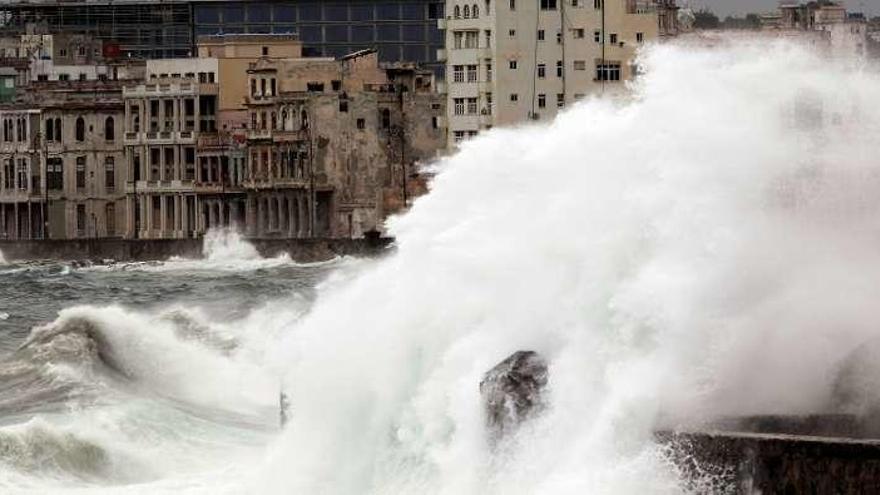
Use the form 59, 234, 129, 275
441, 0, 676, 147
0, 80, 129, 240
244, 49, 445, 238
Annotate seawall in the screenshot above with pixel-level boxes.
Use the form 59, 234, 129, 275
0, 237, 394, 262
657, 415, 880, 493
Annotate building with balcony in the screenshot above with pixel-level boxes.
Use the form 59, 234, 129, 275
243, 49, 445, 238
441, 0, 677, 148
0, 80, 128, 240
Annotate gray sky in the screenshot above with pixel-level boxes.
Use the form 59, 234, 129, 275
687, 0, 880, 18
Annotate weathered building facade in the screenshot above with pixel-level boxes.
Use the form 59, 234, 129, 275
243, 50, 445, 238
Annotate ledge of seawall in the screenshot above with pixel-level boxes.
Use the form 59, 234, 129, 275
656, 415, 880, 493
0, 237, 394, 262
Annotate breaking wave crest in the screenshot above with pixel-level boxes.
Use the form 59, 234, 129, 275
259, 40, 880, 494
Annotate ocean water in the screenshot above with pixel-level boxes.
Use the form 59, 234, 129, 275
2, 39, 880, 494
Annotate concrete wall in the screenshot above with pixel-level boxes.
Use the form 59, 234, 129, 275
0, 236, 392, 262
657, 429, 880, 493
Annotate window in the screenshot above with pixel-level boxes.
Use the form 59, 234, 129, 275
537, 64, 546, 78
595, 62, 621, 81
453, 65, 464, 82
465, 31, 478, 48
463, 5, 470, 17
572, 0, 579, 6
54, 118, 61, 142
76, 204, 86, 234
557, 93, 564, 108
537, 29, 545, 41
538, 94, 546, 108
485, 29, 492, 47
509, 60, 517, 69
59, 48, 68, 57
453, 130, 465, 143
454, 31, 463, 49
508, 29, 516, 37
357, 118, 365, 130
556, 60, 563, 77
78, 73, 87, 81
75, 117, 85, 141
486, 62, 493, 82
573, 60, 586, 70
76, 156, 86, 189
454, 5, 461, 17
510, 93, 518, 102
106, 203, 115, 236
454, 98, 465, 115
485, 93, 493, 114
594, 0, 602, 8
271, 78, 276, 96
381, 108, 390, 129
594, 30, 602, 43
540, 0, 556, 9
473, 4, 479, 17
610, 33, 618, 44
557, 30, 562, 44
58, 73, 70, 81
262, 46, 269, 56
46, 118, 54, 142
105, 157, 115, 191
104, 116, 114, 141
16, 159, 26, 191
467, 97, 478, 114
573, 28, 585, 38
509, 0, 515, 9
466, 64, 478, 82
339, 99, 348, 112
636, 32, 644, 43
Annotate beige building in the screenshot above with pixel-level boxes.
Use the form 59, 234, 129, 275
244, 50, 445, 238
441, 0, 677, 147
0, 80, 128, 240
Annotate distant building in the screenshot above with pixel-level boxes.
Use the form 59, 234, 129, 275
243, 50, 445, 238
770, 1, 868, 58
0, 0, 446, 73
441, 0, 678, 148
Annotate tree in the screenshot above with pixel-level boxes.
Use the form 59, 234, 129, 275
693, 8, 720, 29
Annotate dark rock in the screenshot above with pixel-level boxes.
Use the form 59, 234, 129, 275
479, 350, 548, 437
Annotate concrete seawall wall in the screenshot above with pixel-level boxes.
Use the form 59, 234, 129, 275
657, 429, 880, 494
0, 237, 393, 262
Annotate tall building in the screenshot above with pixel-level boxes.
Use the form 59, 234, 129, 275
0, 0, 447, 72
441, 0, 677, 147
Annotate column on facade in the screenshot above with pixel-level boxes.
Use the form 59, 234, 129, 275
246, 195, 256, 237
299, 193, 309, 238
159, 195, 168, 237
143, 196, 152, 237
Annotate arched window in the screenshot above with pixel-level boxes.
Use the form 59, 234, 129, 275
54, 118, 61, 142
281, 110, 288, 130
133, 115, 140, 133
45, 118, 54, 142
473, 4, 479, 17
300, 109, 309, 130
75, 116, 85, 141
104, 156, 115, 190
270, 112, 276, 130
104, 116, 115, 141
463, 5, 470, 17
454, 5, 461, 18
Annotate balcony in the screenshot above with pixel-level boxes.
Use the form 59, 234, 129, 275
247, 129, 273, 141
126, 179, 195, 194
124, 131, 140, 145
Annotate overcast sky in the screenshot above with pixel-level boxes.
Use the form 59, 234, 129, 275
688, 0, 880, 18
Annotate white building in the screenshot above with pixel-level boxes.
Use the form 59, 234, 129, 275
441, 0, 677, 147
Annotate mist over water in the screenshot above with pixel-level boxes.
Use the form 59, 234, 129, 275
0, 38, 879, 494
262, 40, 880, 494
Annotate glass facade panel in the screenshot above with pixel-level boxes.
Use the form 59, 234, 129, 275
351, 25, 374, 42
378, 45, 401, 61
401, 4, 425, 20
351, 4, 374, 21
325, 5, 349, 21
299, 4, 322, 21
248, 24, 272, 33
325, 25, 349, 42
428, 3, 445, 18
247, 4, 271, 22
223, 6, 244, 23
194, 6, 219, 23
402, 24, 424, 41
222, 24, 245, 34
275, 5, 297, 22
377, 24, 400, 41
272, 25, 297, 34
428, 25, 444, 42
403, 44, 425, 62
377, 4, 400, 20
197, 26, 222, 36
298, 25, 323, 42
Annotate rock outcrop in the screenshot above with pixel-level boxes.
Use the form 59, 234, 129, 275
479, 350, 548, 438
